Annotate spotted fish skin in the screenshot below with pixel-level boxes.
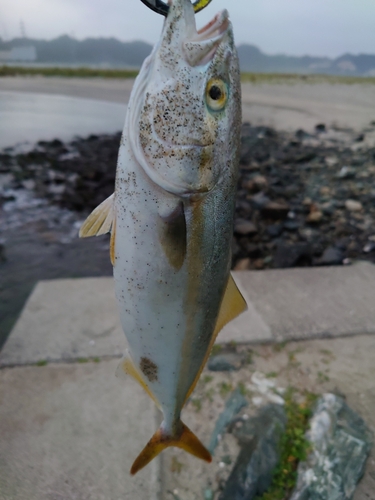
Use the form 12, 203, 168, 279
80, 0, 245, 474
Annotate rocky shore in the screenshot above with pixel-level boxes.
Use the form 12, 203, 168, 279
1, 122, 375, 343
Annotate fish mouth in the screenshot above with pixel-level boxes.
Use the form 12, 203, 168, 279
196, 10, 230, 41
183, 9, 230, 66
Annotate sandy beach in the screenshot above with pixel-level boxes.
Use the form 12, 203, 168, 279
1, 76, 375, 132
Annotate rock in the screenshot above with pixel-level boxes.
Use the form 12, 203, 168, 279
345, 199, 363, 212
0, 239, 6, 261
363, 241, 375, 253
337, 166, 356, 179
250, 192, 270, 209
283, 220, 300, 231
234, 220, 258, 236
290, 394, 373, 500
261, 202, 290, 220
234, 258, 251, 271
355, 133, 365, 142
220, 404, 287, 500
253, 258, 265, 270
315, 123, 326, 133
252, 175, 268, 190
266, 224, 283, 238
208, 388, 248, 454
208, 353, 244, 372
307, 209, 323, 223
317, 246, 344, 266
274, 242, 313, 268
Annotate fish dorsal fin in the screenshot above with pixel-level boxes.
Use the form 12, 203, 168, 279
116, 350, 161, 410
79, 194, 114, 238
184, 273, 247, 404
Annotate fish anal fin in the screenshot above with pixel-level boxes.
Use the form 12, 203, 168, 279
215, 273, 247, 334
184, 273, 247, 404
130, 421, 211, 475
116, 352, 161, 409
79, 194, 114, 238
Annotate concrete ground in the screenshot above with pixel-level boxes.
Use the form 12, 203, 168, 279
1, 76, 375, 132
1, 263, 375, 499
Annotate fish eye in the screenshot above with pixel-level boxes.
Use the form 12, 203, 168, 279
205, 78, 228, 112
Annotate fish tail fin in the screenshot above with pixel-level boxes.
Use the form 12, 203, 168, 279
130, 421, 212, 475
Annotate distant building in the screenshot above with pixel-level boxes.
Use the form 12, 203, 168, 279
0, 46, 37, 62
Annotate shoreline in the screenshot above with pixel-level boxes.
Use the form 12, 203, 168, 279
2, 77, 375, 132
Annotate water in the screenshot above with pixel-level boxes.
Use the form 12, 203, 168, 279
0, 91, 127, 149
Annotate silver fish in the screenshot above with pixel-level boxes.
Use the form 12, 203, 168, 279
80, 0, 246, 475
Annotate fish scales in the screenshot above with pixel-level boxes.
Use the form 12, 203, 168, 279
80, 0, 246, 474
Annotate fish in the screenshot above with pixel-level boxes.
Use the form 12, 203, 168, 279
79, 0, 246, 475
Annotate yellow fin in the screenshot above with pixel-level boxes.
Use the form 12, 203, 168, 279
130, 421, 211, 475
116, 351, 161, 409
79, 194, 114, 238
214, 273, 247, 335
184, 273, 247, 403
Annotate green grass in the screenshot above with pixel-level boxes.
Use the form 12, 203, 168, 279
241, 72, 375, 85
0, 65, 139, 78
35, 359, 48, 366
255, 389, 318, 500
2, 66, 375, 85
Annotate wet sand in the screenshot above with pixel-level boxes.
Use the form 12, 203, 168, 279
1, 76, 375, 131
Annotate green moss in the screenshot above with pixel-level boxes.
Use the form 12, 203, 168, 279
35, 360, 48, 366
205, 388, 215, 402
273, 341, 288, 352
266, 371, 278, 378
237, 381, 247, 396
191, 398, 202, 412
210, 344, 222, 356
202, 375, 213, 384
219, 382, 233, 398
77, 357, 89, 363
255, 389, 317, 500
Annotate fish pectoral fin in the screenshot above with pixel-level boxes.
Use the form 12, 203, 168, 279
130, 421, 212, 475
116, 351, 161, 410
184, 273, 247, 404
79, 194, 114, 238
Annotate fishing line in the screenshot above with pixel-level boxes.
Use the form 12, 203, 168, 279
139, 0, 213, 16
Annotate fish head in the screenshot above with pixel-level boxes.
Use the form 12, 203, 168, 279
129, 0, 241, 197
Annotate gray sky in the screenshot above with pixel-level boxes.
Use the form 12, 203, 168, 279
1, 0, 374, 58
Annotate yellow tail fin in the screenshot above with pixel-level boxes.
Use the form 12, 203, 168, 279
130, 421, 212, 475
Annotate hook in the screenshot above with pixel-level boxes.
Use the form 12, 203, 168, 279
139, 0, 213, 17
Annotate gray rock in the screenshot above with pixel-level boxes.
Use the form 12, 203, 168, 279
290, 394, 373, 500
208, 388, 248, 454
337, 166, 356, 179
274, 242, 313, 268
317, 247, 344, 266
219, 404, 287, 500
234, 220, 258, 236
208, 352, 244, 372
261, 201, 290, 220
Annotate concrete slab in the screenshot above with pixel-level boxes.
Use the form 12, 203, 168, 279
236, 261, 375, 341
0, 359, 161, 500
2, 262, 375, 366
0, 278, 125, 366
